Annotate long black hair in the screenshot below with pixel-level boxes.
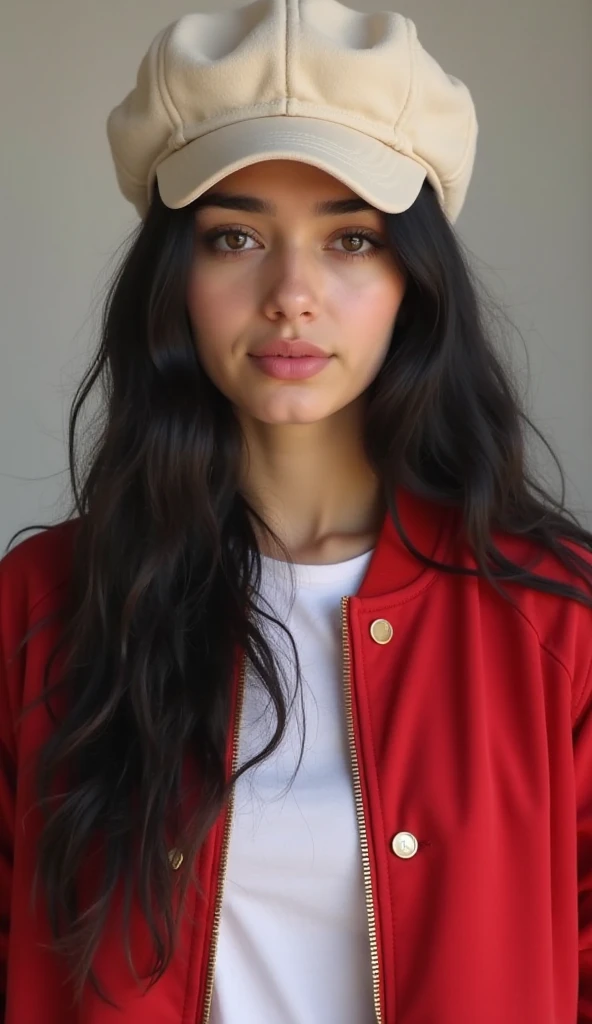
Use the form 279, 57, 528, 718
6, 178, 592, 1004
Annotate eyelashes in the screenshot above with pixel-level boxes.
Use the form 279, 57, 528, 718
200, 225, 385, 261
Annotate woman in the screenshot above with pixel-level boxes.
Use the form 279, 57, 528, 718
1, 1, 591, 1022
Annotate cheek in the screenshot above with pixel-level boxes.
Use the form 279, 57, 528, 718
334, 271, 404, 338
186, 266, 254, 340
186, 275, 227, 387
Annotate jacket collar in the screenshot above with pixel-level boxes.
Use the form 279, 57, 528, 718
355, 486, 457, 603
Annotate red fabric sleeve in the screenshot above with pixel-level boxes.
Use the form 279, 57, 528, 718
574, 655, 592, 1022
0, 575, 18, 1019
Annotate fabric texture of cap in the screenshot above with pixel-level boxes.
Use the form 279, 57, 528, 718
106, 0, 478, 224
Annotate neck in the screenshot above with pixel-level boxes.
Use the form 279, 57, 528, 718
237, 397, 386, 564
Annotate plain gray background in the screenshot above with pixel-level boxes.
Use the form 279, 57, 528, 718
1, 0, 591, 551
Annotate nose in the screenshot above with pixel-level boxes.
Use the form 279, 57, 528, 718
260, 247, 321, 327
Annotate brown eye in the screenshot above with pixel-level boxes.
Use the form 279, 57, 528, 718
332, 231, 383, 259
203, 227, 260, 255
342, 235, 365, 252
224, 232, 248, 250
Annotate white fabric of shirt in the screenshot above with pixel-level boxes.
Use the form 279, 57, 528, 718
210, 547, 376, 1024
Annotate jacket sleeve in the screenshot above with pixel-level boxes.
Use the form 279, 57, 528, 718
0, 722, 13, 1020
0, 557, 20, 1020
574, 655, 592, 1021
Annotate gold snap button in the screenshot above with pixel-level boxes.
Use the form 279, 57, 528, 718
391, 832, 418, 859
168, 847, 184, 870
369, 618, 393, 644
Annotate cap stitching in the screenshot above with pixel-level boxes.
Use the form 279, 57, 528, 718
143, 104, 423, 191
283, 0, 289, 100
157, 23, 185, 141
157, 100, 403, 138
394, 18, 416, 135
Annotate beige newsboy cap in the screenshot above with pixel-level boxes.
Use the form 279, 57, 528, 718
107, 0, 478, 223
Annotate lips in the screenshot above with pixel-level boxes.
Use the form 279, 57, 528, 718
250, 338, 329, 358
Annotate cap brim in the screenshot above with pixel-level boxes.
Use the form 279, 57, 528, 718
155, 116, 426, 215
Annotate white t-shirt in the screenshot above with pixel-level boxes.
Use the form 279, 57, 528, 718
210, 547, 376, 1024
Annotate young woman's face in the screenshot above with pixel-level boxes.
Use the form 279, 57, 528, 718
186, 160, 406, 427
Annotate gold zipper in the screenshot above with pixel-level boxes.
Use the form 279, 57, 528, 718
201, 605, 382, 1022
341, 596, 383, 1024
201, 652, 247, 1024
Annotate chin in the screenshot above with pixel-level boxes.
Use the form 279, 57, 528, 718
249, 402, 333, 425
257, 412, 329, 426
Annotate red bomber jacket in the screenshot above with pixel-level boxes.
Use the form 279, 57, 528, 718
1, 487, 592, 1024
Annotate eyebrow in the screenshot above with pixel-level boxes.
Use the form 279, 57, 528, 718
193, 192, 377, 216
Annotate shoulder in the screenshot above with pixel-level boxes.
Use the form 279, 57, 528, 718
0, 517, 81, 597
0, 518, 81, 645
444, 500, 592, 713
0, 519, 82, 750
489, 528, 592, 591
486, 527, 592, 717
